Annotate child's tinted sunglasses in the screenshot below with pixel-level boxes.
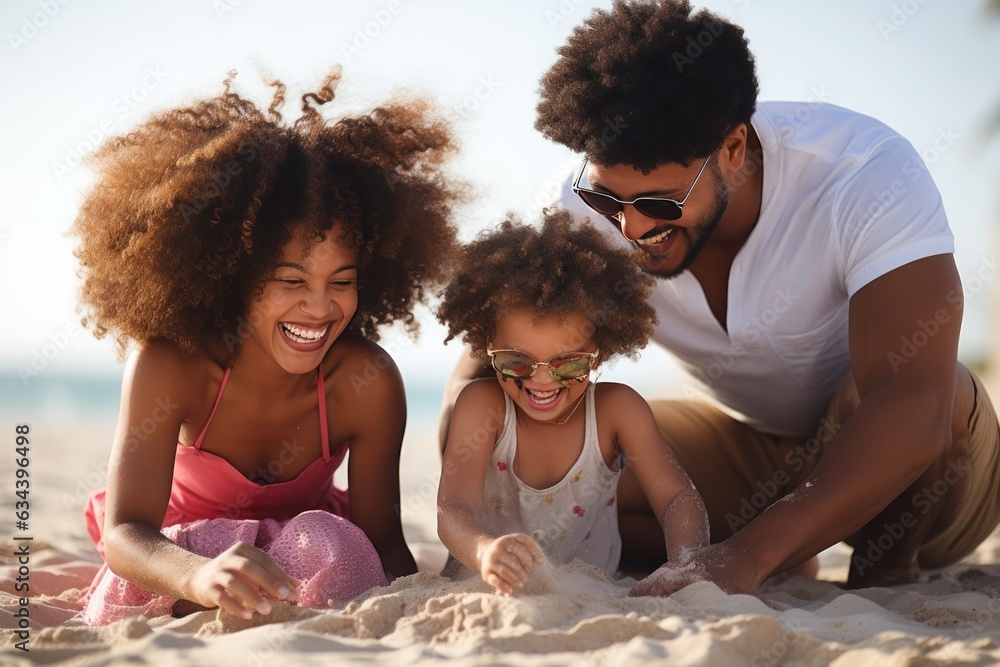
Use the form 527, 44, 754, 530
486, 344, 600, 384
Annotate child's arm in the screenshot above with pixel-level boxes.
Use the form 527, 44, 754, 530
602, 384, 710, 560
437, 380, 545, 595
102, 342, 299, 619
336, 336, 417, 580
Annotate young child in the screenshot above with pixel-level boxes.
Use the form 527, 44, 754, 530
71, 69, 463, 624
435, 210, 710, 595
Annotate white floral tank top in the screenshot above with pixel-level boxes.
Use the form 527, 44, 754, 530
481, 384, 623, 575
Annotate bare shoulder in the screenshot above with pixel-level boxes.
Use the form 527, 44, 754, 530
322, 332, 403, 398
447, 378, 507, 450
454, 377, 506, 413
593, 382, 657, 432
593, 382, 650, 413
123, 339, 207, 418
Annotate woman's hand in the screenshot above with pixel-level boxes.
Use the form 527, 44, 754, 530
478, 533, 546, 595
186, 542, 301, 619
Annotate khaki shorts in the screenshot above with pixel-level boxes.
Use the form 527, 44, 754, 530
647, 371, 1000, 566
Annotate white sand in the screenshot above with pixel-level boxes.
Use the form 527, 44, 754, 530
4, 404, 1000, 666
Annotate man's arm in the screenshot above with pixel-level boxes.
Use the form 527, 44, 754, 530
678, 254, 964, 594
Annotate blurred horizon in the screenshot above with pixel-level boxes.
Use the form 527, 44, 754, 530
1, 0, 998, 423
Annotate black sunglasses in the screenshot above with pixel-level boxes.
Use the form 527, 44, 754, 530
571, 155, 712, 222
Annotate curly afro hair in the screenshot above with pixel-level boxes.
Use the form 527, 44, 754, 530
536, 0, 758, 173
437, 208, 657, 363
72, 68, 466, 360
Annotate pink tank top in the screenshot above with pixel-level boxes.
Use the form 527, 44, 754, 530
164, 364, 349, 526
84, 364, 350, 558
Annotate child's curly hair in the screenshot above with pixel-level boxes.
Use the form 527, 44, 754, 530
438, 209, 657, 362
72, 68, 465, 360
536, 0, 758, 173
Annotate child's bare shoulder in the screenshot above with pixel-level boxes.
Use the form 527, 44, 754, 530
594, 381, 646, 404
448, 379, 507, 447
454, 379, 506, 418
593, 382, 653, 420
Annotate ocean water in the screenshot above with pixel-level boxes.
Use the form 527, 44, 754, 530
0, 371, 445, 433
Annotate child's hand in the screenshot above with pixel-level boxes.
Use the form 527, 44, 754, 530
479, 533, 546, 595
187, 541, 301, 619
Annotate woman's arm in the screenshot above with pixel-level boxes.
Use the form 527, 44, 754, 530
336, 338, 416, 580
103, 341, 298, 619
601, 384, 710, 559
437, 380, 544, 594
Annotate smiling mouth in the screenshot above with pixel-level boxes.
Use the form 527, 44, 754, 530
279, 322, 330, 344
524, 386, 563, 409
635, 227, 676, 246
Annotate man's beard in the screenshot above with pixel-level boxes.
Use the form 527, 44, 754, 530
635, 172, 728, 280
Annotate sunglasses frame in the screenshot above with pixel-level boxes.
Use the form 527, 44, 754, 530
485, 344, 601, 383
571, 154, 712, 224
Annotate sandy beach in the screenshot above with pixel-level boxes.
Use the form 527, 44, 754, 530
4, 386, 1000, 667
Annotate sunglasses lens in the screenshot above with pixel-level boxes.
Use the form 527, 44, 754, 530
635, 199, 683, 221
578, 191, 623, 216
492, 352, 534, 379
548, 355, 592, 381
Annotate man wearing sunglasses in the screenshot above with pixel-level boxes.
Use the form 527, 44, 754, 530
442, 0, 1000, 596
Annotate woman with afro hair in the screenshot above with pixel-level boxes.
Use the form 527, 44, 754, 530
435, 210, 711, 595
72, 68, 464, 624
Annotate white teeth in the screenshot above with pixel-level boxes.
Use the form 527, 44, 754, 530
636, 228, 674, 246
281, 323, 329, 343
526, 388, 560, 405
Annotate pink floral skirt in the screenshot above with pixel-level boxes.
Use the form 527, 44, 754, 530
80, 510, 388, 625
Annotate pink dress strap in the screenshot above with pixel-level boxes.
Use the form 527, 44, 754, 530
317, 366, 331, 461
193, 365, 233, 451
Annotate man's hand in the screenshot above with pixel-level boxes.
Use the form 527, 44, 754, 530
629, 542, 762, 597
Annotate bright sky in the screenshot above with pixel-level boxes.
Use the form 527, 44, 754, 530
1, 0, 998, 396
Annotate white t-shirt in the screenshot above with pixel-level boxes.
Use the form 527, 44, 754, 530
555, 102, 955, 438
